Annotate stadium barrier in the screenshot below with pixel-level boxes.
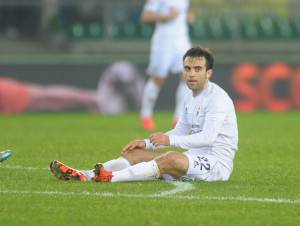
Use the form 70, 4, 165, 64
0, 62, 299, 113
1, 0, 300, 41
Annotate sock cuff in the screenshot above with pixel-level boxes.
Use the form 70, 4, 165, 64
103, 157, 131, 172
149, 160, 160, 179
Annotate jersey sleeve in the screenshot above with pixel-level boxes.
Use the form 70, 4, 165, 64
143, 117, 190, 150
144, 139, 169, 150
144, 94, 190, 150
168, 94, 228, 149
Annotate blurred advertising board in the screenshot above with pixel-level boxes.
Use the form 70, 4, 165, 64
0, 62, 299, 113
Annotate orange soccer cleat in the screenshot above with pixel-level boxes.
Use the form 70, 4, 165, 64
140, 116, 156, 131
50, 160, 87, 181
93, 163, 113, 182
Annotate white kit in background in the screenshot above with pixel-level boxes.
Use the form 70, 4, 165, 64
144, 0, 192, 77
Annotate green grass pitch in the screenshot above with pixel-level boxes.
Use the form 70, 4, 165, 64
0, 112, 299, 226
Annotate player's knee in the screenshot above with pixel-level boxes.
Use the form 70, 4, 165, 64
155, 151, 189, 177
164, 151, 178, 163
121, 149, 140, 165
156, 151, 178, 171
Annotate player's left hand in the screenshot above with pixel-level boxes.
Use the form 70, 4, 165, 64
122, 140, 146, 154
149, 132, 170, 147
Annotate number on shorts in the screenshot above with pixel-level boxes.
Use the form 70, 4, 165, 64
194, 156, 210, 171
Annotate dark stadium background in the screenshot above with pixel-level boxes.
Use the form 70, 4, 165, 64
0, 0, 299, 112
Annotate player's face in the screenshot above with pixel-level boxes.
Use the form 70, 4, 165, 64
183, 56, 212, 95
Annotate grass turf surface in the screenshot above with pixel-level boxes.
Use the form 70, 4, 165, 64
0, 112, 299, 226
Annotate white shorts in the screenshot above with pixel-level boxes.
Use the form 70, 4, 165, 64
147, 36, 191, 78
182, 152, 231, 182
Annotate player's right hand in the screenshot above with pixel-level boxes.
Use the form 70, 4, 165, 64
161, 7, 178, 22
122, 140, 146, 154
167, 7, 179, 20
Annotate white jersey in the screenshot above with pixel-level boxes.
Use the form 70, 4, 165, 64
143, 0, 192, 76
145, 81, 238, 171
143, 0, 191, 39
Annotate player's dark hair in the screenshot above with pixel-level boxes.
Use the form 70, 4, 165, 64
183, 47, 214, 70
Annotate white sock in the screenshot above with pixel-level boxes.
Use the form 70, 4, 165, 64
174, 81, 189, 119
103, 157, 131, 171
81, 170, 95, 181
140, 79, 160, 117
111, 160, 160, 182
81, 157, 131, 181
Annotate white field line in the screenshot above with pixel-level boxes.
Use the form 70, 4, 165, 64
1, 165, 300, 205
155, 181, 194, 196
0, 165, 48, 170
0, 164, 194, 196
0, 189, 300, 205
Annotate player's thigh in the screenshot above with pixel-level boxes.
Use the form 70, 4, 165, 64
182, 152, 230, 181
155, 151, 189, 177
147, 43, 173, 78
121, 149, 163, 165
171, 43, 191, 74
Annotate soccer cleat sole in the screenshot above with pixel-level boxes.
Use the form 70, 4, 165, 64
0, 150, 12, 162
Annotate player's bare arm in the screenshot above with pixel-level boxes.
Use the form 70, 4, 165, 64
122, 140, 146, 154
149, 132, 170, 147
141, 8, 178, 23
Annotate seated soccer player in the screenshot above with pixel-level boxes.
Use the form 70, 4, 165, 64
50, 47, 238, 182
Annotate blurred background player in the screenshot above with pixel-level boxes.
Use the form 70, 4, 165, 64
0, 61, 144, 115
140, 0, 194, 131
0, 77, 98, 114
